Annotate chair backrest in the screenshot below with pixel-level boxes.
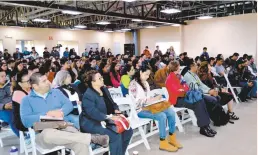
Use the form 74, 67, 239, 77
28, 128, 38, 155
108, 87, 123, 98
180, 66, 186, 73
113, 97, 134, 117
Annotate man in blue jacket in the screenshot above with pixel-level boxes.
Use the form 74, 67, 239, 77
20, 72, 109, 155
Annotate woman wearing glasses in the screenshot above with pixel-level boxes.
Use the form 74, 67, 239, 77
12, 70, 31, 134
80, 70, 133, 155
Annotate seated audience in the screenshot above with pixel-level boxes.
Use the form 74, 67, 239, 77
121, 64, 135, 97
143, 46, 152, 59
20, 72, 109, 155
248, 55, 257, 73
80, 70, 133, 155
154, 62, 170, 88
129, 66, 182, 151
228, 59, 254, 101
110, 62, 121, 88
224, 52, 239, 68
52, 58, 70, 88
198, 62, 239, 120
166, 61, 216, 137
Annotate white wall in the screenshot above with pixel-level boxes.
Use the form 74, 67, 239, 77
0, 27, 126, 55
183, 13, 257, 60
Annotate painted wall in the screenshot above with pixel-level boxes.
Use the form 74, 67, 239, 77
0, 27, 126, 55
183, 13, 257, 60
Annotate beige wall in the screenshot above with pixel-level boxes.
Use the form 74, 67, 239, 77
183, 13, 257, 59
0, 27, 126, 55
138, 26, 180, 54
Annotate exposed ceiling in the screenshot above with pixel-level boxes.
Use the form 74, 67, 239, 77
0, 1, 256, 31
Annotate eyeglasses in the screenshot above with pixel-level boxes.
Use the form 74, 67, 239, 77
21, 80, 30, 84
94, 76, 103, 81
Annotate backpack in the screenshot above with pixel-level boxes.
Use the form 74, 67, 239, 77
206, 102, 230, 126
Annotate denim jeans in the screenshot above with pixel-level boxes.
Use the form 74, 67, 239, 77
138, 107, 176, 139
64, 114, 79, 129
248, 80, 257, 97
0, 110, 19, 136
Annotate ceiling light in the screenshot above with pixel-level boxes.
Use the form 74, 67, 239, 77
96, 21, 111, 25
197, 15, 213, 20
121, 28, 131, 31
115, 30, 123, 32
145, 25, 156, 29
172, 24, 181, 27
104, 30, 114, 33
33, 18, 51, 22
161, 8, 181, 14
20, 19, 28, 23
62, 10, 82, 15
74, 24, 87, 29
123, 0, 136, 2
132, 19, 143, 22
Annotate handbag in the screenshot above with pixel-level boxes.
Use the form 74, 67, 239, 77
184, 83, 203, 104
143, 100, 171, 114
106, 115, 131, 134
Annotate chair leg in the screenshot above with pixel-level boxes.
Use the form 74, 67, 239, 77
0, 138, 3, 147
19, 131, 25, 154
188, 109, 197, 126
88, 145, 94, 155
138, 126, 150, 150
175, 114, 184, 132
61, 149, 65, 155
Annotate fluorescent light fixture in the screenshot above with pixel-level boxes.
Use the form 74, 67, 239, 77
123, 0, 136, 2
62, 10, 82, 15
20, 19, 28, 23
145, 25, 156, 29
161, 8, 181, 14
132, 19, 143, 22
33, 18, 51, 22
172, 24, 181, 27
104, 30, 114, 33
197, 15, 213, 20
121, 28, 131, 31
115, 30, 123, 32
96, 21, 111, 25
74, 24, 87, 29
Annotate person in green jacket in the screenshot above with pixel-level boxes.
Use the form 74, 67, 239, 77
120, 64, 135, 96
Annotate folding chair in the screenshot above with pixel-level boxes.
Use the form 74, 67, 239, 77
224, 73, 241, 104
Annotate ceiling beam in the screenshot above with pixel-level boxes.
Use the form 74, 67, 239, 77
105, 1, 117, 14
2, 1, 185, 25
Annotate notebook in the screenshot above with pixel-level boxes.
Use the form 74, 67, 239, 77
143, 98, 166, 107
40, 116, 64, 122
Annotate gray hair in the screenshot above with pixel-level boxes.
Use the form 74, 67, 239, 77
30, 72, 44, 85
55, 70, 71, 86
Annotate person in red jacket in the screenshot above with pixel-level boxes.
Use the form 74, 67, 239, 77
166, 60, 216, 138
110, 62, 121, 88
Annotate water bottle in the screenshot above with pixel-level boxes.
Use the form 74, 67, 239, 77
132, 151, 139, 155
9, 146, 18, 155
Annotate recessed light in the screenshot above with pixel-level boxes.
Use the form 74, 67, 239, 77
62, 10, 82, 15
132, 19, 143, 22
121, 28, 131, 31
161, 8, 181, 14
172, 24, 181, 27
197, 15, 213, 20
33, 18, 51, 22
145, 25, 156, 29
96, 21, 111, 25
74, 24, 87, 28
104, 30, 114, 33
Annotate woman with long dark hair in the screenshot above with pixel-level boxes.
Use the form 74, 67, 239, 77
129, 66, 181, 152
12, 70, 31, 132
109, 62, 121, 88
120, 64, 135, 96
99, 61, 113, 87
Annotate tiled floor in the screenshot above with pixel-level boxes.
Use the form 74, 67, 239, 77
0, 100, 257, 155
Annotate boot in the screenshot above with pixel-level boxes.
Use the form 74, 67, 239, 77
91, 134, 109, 148
159, 139, 178, 152
168, 134, 183, 149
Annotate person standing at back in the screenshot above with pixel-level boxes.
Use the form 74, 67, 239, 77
143, 46, 152, 59
3, 49, 11, 61
200, 47, 209, 61
13, 48, 23, 60
63, 47, 70, 58
154, 46, 162, 57
43, 47, 50, 59
100, 47, 106, 57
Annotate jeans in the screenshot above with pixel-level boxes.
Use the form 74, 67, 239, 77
64, 114, 79, 129
248, 80, 257, 97
239, 82, 254, 100
0, 110, 19, 136
175, 98, 210, 127
138, 107, 176, 139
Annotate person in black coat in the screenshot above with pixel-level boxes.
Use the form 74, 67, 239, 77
80, 70, 133, 155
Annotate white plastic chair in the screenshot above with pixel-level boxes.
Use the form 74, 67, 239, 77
115, 96, 151, 151
161, 87, 197, 130
25, 127, 66, 155
224, 73, 241, 104
0, 124, 16, 147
